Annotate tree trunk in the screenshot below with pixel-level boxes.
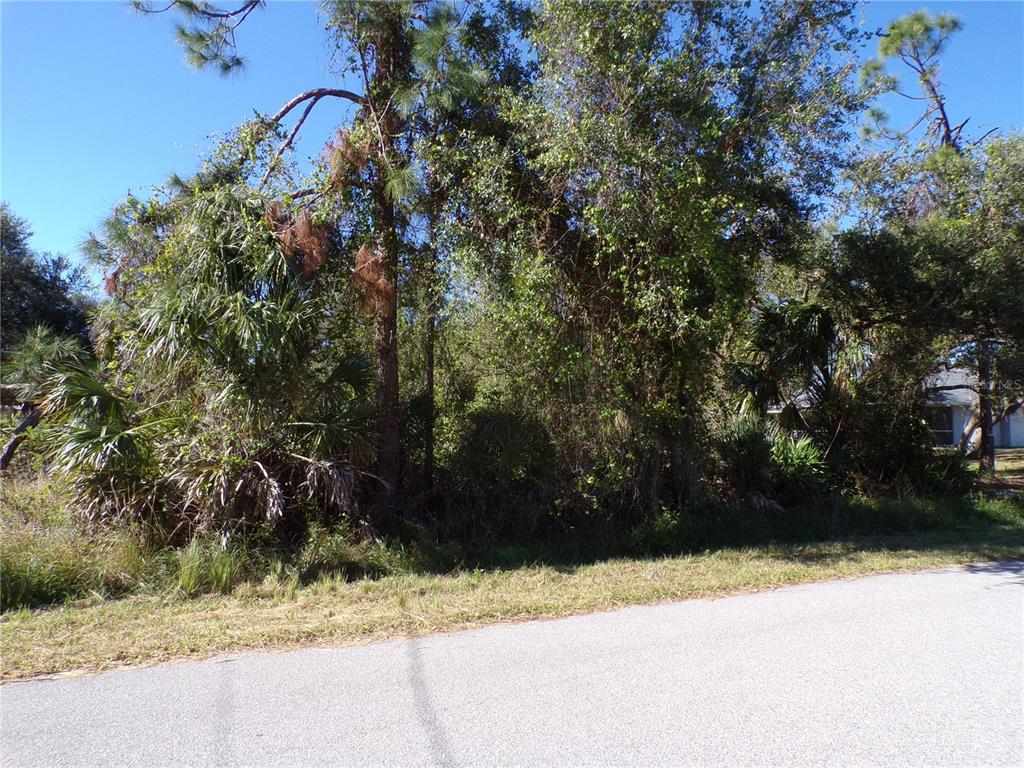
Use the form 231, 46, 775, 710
0, 405, 41, 471
646, 439, 665, 520
423, 251, 437, 492
977, 339, 996, 472
365, 7, 411, 508
371, 172, 402, 501
374, 254, 402, 498
669, 434, 695, 508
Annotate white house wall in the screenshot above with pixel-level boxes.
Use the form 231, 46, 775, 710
956, 407, 1024, 449
951, 408, 967, 446
1000, 409, 1024, 448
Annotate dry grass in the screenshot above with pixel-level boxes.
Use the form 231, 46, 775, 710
996, 448, 1024, 484
3, 535, 1022, 681
977, 448, 1024, 498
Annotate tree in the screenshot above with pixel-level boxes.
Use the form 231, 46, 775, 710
133, 1, 404, 508
34, 183, 374, 537
453, 0, 867, 512
128, 1, 524, 515
852, 11, 1023, 471
0, 203, 92, 348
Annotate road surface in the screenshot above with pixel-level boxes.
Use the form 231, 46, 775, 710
2, 562, 1022, 767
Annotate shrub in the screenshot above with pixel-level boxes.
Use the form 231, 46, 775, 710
770, 433, 826, 500
717, 416, 827, 503
29, 186, 374, 540
294, 523, 407, 581
441, 403, 558, 543
922, 448, 974, 495
717, 415, 774, 495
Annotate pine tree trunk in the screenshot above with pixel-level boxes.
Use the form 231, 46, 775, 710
977, 339, 996, 472
374, 246, 402, 498
366, 8, 411, 507
424, 250, 437, 492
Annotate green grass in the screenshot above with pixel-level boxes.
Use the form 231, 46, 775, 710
0, 480, 410, 611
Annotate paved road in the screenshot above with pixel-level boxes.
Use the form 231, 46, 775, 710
3, 562, 1022, 767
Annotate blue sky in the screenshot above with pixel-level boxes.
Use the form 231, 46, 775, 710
2, 0, 1022, 273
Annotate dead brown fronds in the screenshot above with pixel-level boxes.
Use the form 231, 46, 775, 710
103, 269, 121, 297
352, 244, 394, 314
265, 202, 331, 280
327, 129, 375, 188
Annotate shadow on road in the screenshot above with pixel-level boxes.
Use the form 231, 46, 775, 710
964, 559, 1024, 586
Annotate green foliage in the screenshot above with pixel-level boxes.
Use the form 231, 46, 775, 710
0, 203, 93, 348
877, 11, 961, 63
859, 10, 963, 147
771, 435, 827, 496
5, 327, 91, 402
442, 402, 559, 543
22, 0, 1018, 577
36, 183, 373, 538
717, 416, 827, 504
295, 522, 408, 581
175, 538, 248, 596
133, 0, 262, 74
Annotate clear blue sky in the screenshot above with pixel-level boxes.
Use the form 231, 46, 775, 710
2, 1, 1022, 272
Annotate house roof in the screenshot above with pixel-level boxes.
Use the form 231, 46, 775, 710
766, 367, 979, 413
922, 368, 977, 409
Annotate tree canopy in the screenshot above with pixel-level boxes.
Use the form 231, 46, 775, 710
6, 2, 1022, 545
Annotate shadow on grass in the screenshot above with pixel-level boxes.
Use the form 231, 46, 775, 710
8, 493, 1022, 613
416, 494, 1024, 577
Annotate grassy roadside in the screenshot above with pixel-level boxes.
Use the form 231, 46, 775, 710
3, 530, 1023, 681
4, 450, 1023, 681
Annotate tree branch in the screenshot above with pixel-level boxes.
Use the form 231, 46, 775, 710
260, 94, 324, 189
258, 87, 365, 189
136, 0, 262, 21
269, 87, 364, 124
0, 405, 41, 471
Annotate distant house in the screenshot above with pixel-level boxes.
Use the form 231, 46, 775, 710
922, 368, 1024, 449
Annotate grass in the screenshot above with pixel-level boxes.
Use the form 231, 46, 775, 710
987, 447, 1024, 493
0, 475, 148, 609
3, 527, 1023, 680
2, 454, 1023, 681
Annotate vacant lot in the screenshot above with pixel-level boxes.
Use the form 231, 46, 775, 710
3, 450, 1022, 681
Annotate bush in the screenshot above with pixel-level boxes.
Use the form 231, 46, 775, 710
838, 400, 940, 493
294, 523, 407, 581
770, 433, 826, 500
717, 416, 827, 504
922, 448, 974, 495
441, 403, 558, 543
717, 415, 774, 495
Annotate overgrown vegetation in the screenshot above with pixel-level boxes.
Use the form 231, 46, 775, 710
1, 3, 1022, 675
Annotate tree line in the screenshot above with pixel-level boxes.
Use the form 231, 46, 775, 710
3, 1, 1021, 548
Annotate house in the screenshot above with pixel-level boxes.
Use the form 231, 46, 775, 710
922, 368, 1024, 449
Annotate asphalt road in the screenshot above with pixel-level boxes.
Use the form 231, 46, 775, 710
3, 562, 1022, 767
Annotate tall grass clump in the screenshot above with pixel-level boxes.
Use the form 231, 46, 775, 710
174, 538, 251, 596
1, 476, 146, 610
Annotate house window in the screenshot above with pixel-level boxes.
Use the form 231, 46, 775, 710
928, 407, 954, 446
